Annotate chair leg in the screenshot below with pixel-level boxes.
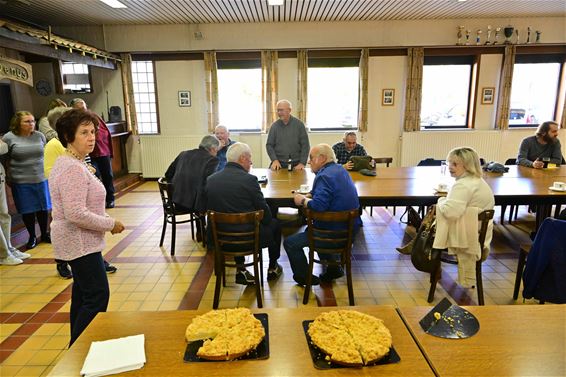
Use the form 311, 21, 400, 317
369, 206, 373, 216
476, 261, 484, 305
554, 205, 562, 218
427, 262, 441, 303
213, 254, 222, 309
513, 248, 527, 300
253, 254, 263, 308
171, 217, 176, 256
189, 214, 195, 240
500, 205, 507, 224
346, 259, 355, 306
303, 250, 315, 305
159, 214, 167, 247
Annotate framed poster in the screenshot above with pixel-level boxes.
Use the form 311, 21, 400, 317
382, 89, 395, 106
178, 91, 191, 107
481, 87, 495, 105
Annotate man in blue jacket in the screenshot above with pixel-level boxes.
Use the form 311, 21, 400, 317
284, 143, 361, 286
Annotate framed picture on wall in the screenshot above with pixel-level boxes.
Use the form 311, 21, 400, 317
382, 89, 395, 106
481, 87, 495, 105
178, 90, 191, 107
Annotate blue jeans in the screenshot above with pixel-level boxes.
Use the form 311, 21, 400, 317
68, 252, 109, 346
283, 230, 345, 283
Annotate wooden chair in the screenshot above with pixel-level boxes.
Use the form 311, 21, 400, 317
500, 158, 519, 223
303, 209, 359, 305
157, 177, 205, 255
513, 243, 530, 300
208, 210, 264, 309
427, 209, 495, 305
369, 157, 393, 216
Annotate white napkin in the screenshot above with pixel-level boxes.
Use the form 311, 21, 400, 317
80, 334, 146, 377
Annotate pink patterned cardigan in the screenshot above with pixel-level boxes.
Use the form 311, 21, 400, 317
49, 156, 115, 261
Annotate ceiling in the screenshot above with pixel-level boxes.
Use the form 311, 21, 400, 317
0, 0, 565, 27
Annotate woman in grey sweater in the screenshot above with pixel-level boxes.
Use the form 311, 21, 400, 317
3, 111, 51, 249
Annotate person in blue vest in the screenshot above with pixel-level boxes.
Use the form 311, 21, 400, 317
284, 143, 361, 286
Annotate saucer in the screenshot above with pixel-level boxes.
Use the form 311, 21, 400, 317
296, 189, 310, 194
548, 186, 566, 192
434, 187, 448, 193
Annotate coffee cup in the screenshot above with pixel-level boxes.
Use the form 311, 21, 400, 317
552, 181, 565, 190
300, 184, 310, 193
436, 183, 448, 192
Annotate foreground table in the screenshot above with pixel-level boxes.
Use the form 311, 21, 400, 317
49, 306, 434, 376
398, 304, 566, 377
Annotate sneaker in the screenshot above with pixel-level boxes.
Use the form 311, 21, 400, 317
56, 263, 73, 279
319, 267, 345, 283
104, 260, 118, 274
235, 270, 255, 285
267, 263, 283, 281
10, 248, 31, 260
294, 274, 320, 286
0, 255, 23, 265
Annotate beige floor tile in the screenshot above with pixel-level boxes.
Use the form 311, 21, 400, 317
26, 350, 62, 366
119, 301, 143, 311
14, 365, 47, 377
3, 348, 36, 366
42, 336, 70, 350
0, 366, 22, 376
19, 336, 51, 351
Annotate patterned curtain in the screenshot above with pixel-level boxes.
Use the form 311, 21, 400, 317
561, 97, 566, 129
204, 51, 219, 133
403, 48, 424, 132
296, 49, 308, 123
495, 45, 516, 130
261, 50, 279, 132
120, 53, 138, 135
357, 48, 369, 132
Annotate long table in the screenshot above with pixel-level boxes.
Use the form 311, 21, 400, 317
48, 306, 435, 376
253, 166, 566, 209
398, 305, 566, 377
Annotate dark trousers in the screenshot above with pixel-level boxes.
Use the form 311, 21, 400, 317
67, 252, 109, 346
91, 156, 115, 203
233, 219, 282, 267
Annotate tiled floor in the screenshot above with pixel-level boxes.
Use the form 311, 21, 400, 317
0, 180, 542, 376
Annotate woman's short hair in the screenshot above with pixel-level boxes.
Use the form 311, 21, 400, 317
56, 109, 99, 147
447, 146, 482, 178
69, 98, 86, 108
9, 111, 34, 135
199, 135, 220, 152
535, 121, 559, 138
313, 143, 337, 163
48, 107, 71, 130
226, 142, 251, 163
45, 98, 67, 115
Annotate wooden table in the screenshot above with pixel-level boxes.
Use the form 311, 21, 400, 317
398, 305, 566, 377
49, 306, 435, 376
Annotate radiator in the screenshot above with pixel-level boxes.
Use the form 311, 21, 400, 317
139, 135, 203, 178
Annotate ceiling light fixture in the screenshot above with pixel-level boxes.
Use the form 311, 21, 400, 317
268, 0, 284, 6
457, 0, 467, 2
99, 0, 127, 9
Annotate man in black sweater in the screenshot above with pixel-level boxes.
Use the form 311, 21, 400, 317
205, 142, 282, 285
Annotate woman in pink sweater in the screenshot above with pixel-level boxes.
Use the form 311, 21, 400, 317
49, 109, 125, 345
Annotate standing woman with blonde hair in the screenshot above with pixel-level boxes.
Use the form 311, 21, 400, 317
38, 98, 67, 142
2, 111, 51, 249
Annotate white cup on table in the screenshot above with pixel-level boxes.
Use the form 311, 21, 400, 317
300, 184, 310, 193
552, 181, 565, 190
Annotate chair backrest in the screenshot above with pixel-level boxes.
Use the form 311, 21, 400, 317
305, 209, 359, 256
478, 209, 495, 252
417, 158, 444, 166
374, 157, 393, 167
157, 177, 174, 213
208, 210, 264, 255
505, 158, 517, 165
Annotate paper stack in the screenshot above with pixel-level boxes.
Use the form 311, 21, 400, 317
80, 334, 146, 377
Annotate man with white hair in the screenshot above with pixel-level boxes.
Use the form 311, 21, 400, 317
214, 125, 235, 171
284, 144, 361, 286
332, 131, 368, 170
266, 99, 310, 171
205, 142, 282, 284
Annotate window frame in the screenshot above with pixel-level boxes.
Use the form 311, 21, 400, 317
306, 56, 361, 131
508, 53, 565, 129
57, 61, 94, 94
130, 59, 161, 135
420, 54, 478, 130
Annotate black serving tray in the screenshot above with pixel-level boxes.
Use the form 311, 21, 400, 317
419, 297, 479, 339
184, 313, 269, 362
302, 320, 401, 369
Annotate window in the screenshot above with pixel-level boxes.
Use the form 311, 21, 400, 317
61, 62, 92, 93
217, 60, 262, 132
420, 56, 475, 129
509, 55, 563, 127
131, 61, 159, 134
307, 58, 359, 130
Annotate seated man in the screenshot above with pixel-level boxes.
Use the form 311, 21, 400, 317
214, 125, 235, 171
284, 144, 362, 286
205, 142, 283, 285
165, 135, 219, 217
517, 121, 563, 168
332, 131, 368, 170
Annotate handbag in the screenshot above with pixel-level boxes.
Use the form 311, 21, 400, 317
350, 156, 373, 171
400, 206, 422, 229
410, 208, 441, 273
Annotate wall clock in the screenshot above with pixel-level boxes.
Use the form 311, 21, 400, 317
35, 79, 52, 96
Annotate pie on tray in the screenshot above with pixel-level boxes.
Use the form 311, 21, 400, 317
185, 308, 265, 361
307, 310, 392, 366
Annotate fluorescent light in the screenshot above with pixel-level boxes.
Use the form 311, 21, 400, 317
268, 0, 284, 5
99, 0, 127, 8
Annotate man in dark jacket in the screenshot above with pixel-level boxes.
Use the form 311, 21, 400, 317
205, 142, 282, 285
165, 135, 220, 213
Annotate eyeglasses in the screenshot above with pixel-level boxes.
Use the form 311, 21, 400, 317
22, 120, 36, 124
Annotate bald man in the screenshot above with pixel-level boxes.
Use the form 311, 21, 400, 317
266, 100, 310, 171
